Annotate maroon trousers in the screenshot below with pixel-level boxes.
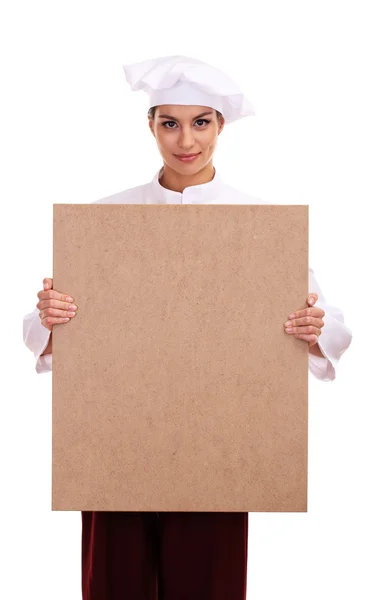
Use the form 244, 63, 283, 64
82, 511, 248, 600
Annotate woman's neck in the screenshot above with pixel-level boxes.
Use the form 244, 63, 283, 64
159, 162, 215, 193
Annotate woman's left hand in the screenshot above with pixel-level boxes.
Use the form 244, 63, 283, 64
284, 293, 325, 347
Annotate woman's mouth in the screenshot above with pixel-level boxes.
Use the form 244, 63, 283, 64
174, 153, 201, 162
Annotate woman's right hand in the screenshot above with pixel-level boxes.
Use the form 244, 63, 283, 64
36, 277, 78, 332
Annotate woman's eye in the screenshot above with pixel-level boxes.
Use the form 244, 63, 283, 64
161, 119, 211, 129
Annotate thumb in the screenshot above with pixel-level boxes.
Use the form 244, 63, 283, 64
307, 293, 318, 306
43, 277, 53, 290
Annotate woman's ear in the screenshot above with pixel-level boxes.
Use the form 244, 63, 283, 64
218, 116, 225, 135
148, 116, 155, 138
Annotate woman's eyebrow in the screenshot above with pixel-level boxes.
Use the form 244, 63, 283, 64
158, 111, 214, 120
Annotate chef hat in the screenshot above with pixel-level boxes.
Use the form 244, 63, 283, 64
122, 55, 255, 124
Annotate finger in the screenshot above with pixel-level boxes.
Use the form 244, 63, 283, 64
294, 333, 318, 346
41, 316, 71, 330
40, 307, 77, 320
37, 288, 75, 303
307, 293, 318, 306
37, 296, 77, 311
284, 325, 322, 336
43, 277, 53, 290
284, 316, 325, 328
288, 306, 325, 320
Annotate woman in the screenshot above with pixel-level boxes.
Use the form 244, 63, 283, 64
23, 56, 352, 600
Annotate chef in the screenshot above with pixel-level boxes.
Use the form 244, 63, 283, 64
23, 55, 352, 600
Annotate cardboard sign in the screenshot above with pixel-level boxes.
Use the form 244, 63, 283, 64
52, 204, 308, 512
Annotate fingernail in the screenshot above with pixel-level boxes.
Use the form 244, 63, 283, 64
284, 321, 292, 326
288, 313, 296, 319
308, 296, 314, 304
66, 296, 74, 302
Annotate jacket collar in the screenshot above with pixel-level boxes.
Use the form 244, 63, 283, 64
151, 166, 224, 204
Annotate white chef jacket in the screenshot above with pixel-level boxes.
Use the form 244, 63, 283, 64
23, 167, 352, 380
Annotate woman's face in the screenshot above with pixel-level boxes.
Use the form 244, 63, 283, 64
148, 105, 224, 175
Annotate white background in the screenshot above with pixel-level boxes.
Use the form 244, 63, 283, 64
1, 0, 374, 598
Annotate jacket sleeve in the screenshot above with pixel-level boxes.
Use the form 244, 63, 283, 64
23, 307, 52, 374
308, 268, 352, 381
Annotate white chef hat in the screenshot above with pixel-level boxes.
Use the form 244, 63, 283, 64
122, 55, 255, 124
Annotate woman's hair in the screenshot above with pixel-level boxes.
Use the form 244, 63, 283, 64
148, 106, 223, 121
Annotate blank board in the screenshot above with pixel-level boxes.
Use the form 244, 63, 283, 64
52, 204, 308, 512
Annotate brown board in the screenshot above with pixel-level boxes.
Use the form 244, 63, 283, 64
52, 204, 308, 512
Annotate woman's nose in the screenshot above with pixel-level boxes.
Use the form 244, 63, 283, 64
178, 128, 195, 149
